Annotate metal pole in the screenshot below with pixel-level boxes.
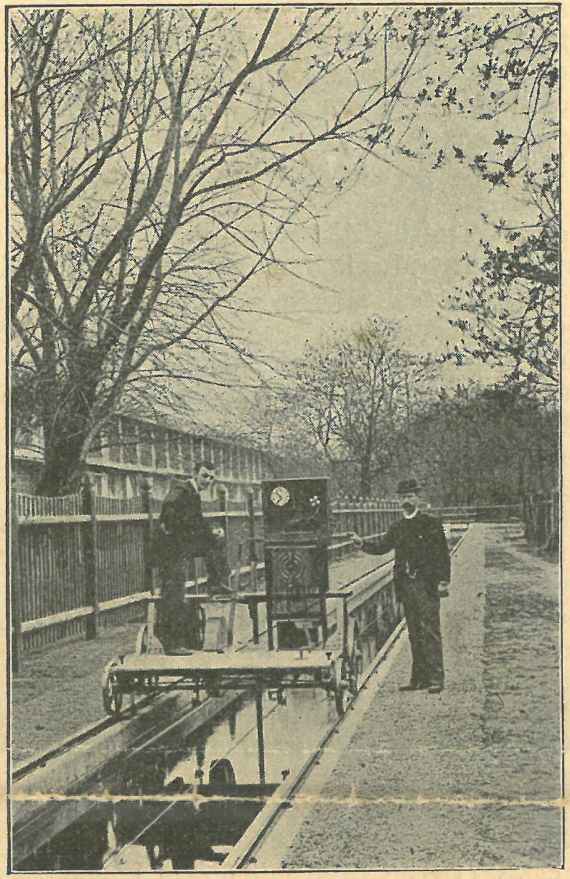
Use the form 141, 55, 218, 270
266, 610, 274, 650
255, 687, 266, 785
218, 484, 231, 589
10, 503, 22, 673
81, 475, 99, 640
249, 599, 260, 645
247, 490, 257, 592
141, 477, 156, 639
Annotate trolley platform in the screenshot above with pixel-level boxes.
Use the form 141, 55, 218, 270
101, 590, 358, 720
118, 648, 333, 677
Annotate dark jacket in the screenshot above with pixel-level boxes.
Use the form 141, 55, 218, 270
363, 512, 450, 592
153, 479, 215, 563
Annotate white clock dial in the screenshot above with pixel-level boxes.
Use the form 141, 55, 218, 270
271, 486, 290, 506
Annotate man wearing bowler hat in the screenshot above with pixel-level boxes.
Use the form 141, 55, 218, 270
352, 478, 451, 693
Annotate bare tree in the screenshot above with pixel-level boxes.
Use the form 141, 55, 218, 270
401, 383, 558, 506
11, 6, 462, 494
426, 6, 559, 183
276, 318, 438, 496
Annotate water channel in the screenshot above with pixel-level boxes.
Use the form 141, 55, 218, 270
16, 683, 338, 871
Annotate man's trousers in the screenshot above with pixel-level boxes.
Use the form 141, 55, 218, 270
400, 576, 444, 688
158, 556, 201, 652
157, 544, 230, 652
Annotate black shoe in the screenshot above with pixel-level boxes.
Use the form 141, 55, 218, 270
399, 682, 429, 692
428, 685, 443, 694
170, 647, 194, 656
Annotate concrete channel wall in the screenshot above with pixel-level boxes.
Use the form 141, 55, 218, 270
11, 529, 468, 865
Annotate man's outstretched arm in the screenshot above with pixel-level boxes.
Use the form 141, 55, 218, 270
351, 524, 397, 555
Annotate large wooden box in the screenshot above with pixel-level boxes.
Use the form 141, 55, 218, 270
262, 479, 330, 639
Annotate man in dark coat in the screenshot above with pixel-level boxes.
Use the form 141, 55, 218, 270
352, 478, 451, 693
154, 461, 228, 653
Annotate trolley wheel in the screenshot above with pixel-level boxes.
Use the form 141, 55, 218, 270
102, 659, 124, 717
334, 626, 363, 717
348, 627, 364, 696
333, 657, 350, 717
208, 758, 236, 786
334, 684, 346, 718
198, 606, 206, 649
134, 623, 162, 692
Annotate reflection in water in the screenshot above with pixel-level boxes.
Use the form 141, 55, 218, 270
18, 782, 273, 872
15, 567, 415, 871
15, 688, 334, 872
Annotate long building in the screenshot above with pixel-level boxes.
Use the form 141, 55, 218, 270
13, 412, 270, 503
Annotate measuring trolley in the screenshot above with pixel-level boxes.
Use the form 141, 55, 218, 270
102, 478, 362, 723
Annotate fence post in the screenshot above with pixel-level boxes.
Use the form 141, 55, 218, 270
536, 491, 546, 545
522, 494, 532, 541
10, 503, 22, 673
141, 477, 155, 593
247, 489, 258, 592
218, 484, 231, 589
81, 475, 98, 640
551, 488, 559, 550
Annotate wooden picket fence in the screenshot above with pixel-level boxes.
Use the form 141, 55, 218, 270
429, 503, 524, 524
10, 483, 401, 668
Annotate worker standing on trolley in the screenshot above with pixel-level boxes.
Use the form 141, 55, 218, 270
351, 478, 451, 694
153, 460, 229, 654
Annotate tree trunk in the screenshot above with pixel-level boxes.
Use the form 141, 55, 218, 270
359, 460, 372, 498
37, 371, 100, 496
37, 434, 89, 496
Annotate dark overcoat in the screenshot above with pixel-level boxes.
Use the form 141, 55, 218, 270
363, 512, 451, 596
151, 479, 215, 566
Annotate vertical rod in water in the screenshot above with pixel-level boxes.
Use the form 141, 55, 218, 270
256, 688, 266, 785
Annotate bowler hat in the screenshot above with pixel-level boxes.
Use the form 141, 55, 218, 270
397, 478, 420, 495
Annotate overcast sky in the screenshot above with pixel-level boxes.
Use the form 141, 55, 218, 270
232, 146, 525, 373
192, 149, 526, 431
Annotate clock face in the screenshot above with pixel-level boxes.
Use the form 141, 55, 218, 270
271, 485, 291, 507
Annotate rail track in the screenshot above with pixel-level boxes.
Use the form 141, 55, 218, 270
13, 553, 394, 784
224, 613, 409, 870
12, 530, 468, 870
226, 528, 469, 869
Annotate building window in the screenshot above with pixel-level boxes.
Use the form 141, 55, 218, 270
139, 425, 154, 467
168, 431, 182, 470
108, 418, 122, 462
155, 428, 168, 469
122, 418, 139, 465
245, 448, 253, 482
192, 436, 203, 465
181, 435, 193, 472
218, 443, 227, 477
202, 437, 211, 467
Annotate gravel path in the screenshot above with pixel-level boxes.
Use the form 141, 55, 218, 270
11, 622, 142, 768
283, 525, 561, 870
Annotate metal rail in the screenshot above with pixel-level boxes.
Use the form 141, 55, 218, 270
224, 530, 469, 870
13, 530, 468, 870
224, 617, 409, 871
12, 555, 393, 783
